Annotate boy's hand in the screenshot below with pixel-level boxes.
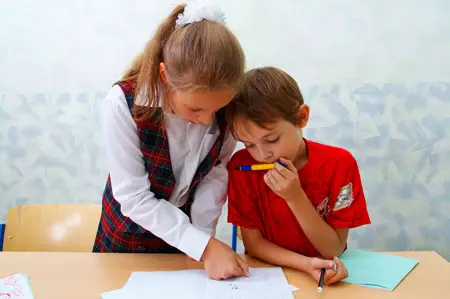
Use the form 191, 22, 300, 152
186, 254, 196, 261
202, 238, 250, 280
264, 158, 303, 202
305, 256, 348, 286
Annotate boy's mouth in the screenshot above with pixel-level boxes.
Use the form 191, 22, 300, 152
262, 159, 278, 164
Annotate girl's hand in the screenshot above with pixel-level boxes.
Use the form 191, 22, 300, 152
264, 158, 303, 202
306, 256, 348, 286
202, 238, 250, 280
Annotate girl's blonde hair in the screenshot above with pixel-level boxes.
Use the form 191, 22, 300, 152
121, 4, 245, 121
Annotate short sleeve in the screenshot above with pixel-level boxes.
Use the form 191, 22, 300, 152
326, 154, 371, 229
227, 152, 261, 229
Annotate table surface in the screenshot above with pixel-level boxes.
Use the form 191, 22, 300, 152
0, 251, 449, 298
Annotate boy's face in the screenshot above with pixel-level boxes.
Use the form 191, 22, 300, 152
235, 105, 309, 167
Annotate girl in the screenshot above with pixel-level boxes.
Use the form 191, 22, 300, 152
93, 2, 249, 280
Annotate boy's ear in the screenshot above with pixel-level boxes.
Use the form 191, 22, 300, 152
159, 62, 168, 84
297, 104, 310, 128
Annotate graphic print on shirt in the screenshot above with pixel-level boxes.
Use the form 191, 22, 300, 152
316, 197, 330, 218
333, 183, 354, 211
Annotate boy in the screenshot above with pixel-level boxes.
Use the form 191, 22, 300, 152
226, 67, 371, 286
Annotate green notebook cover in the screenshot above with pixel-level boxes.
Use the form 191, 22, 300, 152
339, 248, 419, 291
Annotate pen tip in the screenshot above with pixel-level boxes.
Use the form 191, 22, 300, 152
317, 287, 322, 293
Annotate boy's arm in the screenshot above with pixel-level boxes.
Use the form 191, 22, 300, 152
290, 154, 370, 258
240, 227, 310, 271
266, 154, 370, 259
287, 195, 349, 258
241, 227, 349, 286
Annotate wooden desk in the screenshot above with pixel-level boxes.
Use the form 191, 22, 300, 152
0, 251, 448, 298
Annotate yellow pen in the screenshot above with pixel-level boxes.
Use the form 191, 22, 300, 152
235, 162, 286, 171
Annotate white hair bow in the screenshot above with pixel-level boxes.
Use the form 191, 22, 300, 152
175, 0, 226, 28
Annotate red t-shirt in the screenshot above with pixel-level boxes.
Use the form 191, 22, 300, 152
227, 139, 371, 257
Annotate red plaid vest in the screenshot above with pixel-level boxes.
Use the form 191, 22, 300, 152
94, 80, 227, 253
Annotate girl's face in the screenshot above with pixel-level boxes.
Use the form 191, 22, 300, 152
168, 88, 235, 124
160, 63, 236, 124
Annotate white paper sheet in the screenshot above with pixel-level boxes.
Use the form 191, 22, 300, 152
101, 267, 298, 299
0, 274, 35, 299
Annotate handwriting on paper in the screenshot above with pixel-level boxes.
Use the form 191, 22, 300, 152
203, 268, 295, 299
3, 276, 25, 297
101, 268, 297, 299
0, 274, 34, 299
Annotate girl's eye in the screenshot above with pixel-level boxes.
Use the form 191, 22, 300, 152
267, 136, 280, 144
190, 108, 202, 112
245, 144, 255, 149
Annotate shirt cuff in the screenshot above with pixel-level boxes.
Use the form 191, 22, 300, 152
178, 225, 211, 261
194, 225, 216, 237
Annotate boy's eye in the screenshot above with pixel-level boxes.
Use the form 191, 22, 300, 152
190, 107, 203, 112
244, 143, 255, 149
267, 136, 280, 144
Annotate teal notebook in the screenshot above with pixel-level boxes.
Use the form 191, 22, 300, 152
339, 248, 419, 291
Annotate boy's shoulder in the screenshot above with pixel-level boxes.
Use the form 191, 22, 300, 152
307, 139, 358, 165
228, 148, 257, 170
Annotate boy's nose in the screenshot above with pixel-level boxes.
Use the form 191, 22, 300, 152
258, 148, 273, 162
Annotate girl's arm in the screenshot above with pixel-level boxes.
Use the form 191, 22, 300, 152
190, 130, 237, 237
102, 85, 211, 261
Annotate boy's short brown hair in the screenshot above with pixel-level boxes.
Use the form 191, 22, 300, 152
226, 66, 304, 138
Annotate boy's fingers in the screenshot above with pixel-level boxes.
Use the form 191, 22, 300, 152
311, 259, 335, 282
279, 157, 297, 173
333, 256, 347, 277
312, 258, 334, 270
264, 173, 277, 190
326, 257, 348, 285
266, 170, 279, 184
325, 271, 341, 285
324, 269, 337, 284
269, 168, 285, 183
315, 268, 336, 284
333, 256, 344, 268
274, 162, 292, 179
